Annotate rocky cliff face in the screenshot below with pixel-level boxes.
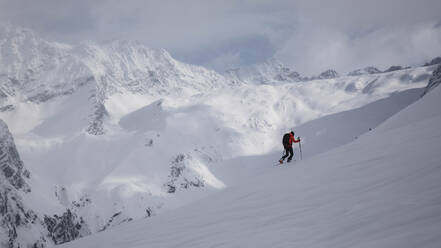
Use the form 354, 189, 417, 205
0, 119, 47, 248
44, 209, 90, 245
0, 119, 90, 247
0, 124, 30, 193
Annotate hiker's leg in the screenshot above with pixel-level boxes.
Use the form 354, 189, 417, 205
281, 147, 289, 160
287, 147, 294, 162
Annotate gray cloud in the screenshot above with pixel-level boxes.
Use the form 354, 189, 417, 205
0, 0, 440, 75
276, 0, 441, 75
175, 34, 275, 71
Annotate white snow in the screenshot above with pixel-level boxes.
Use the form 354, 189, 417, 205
59, 75, 441, 248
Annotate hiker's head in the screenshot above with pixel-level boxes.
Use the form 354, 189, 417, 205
290, 131, 294, 135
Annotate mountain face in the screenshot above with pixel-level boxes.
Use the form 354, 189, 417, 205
44, 209, 90, 245
315, 69, 340, 79
0, 120, 30, 192
0, 24, 91, 106
0, 24, 229, 135
424, 56, 441, 66
0, 24, 226, 105
0, 119, 89, 247
0, 24, 437, 247
224, 60, 344, 82
384, 65, 411, 73
224, 58, 304, 84
348, 66, 381, 76
422, 65, 441, 96
0, 119, 45, 248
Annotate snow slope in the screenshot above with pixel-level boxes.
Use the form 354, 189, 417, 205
293, 87, 423, 159
60, 70, 441, 248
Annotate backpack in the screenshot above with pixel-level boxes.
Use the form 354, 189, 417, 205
282, 133, 290, 147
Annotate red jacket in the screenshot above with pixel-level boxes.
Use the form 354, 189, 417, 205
288, 133, 300, 146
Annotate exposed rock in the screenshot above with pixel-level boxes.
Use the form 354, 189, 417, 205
348, 67, 381, 76
71, 196, 92, 209
44, 209, 90, 245
315, 69, 340, 80
0, 119, 48, 248
424, 56, 441, 66
0, 105, 14, 112
362, 78, 380, 94
421, 65, 441, 97
86, 103, 108, 135
99, 212, 133, 232
224, 58, 304, 84
384, 65, 403, 73
0, 120, 30, 193
27, 91, 57, 103
0, 24, 91, 106
0, 90, 8, 99
0, 119, 89, 247
165, 154, 204, 194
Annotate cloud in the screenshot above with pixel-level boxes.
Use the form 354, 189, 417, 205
175, 34, 275, 72
0, 0, 440, 74
276, 22, 441, 75
273, 0, 441, 75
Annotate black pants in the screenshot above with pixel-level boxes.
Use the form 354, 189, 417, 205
281, 146, 293, 162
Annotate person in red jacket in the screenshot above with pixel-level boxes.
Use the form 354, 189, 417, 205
279, 131, 300, 164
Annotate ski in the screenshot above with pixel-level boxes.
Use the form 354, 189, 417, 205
275, 160, 296, 166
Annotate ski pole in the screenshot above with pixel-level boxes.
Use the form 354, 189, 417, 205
299, 139, 303, 160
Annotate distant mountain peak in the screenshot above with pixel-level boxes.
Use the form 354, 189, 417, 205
422, 64, 441, 96
224, 58, 303, 84
424, 56, 441, 66
317, 69, 339, 79
348, 66, 381, 76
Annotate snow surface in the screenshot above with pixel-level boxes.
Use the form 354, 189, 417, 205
59, 73, 441, 248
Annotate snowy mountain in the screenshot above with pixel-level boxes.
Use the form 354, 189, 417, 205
347, 66, 381, 76
60, 63, 441, 248
0, 118, 90, 247
423, 56, 441, 66
422, 64, 441, 96
0, 24, 438, 247
314, 69, 340, 79
384, 65, 411, 73
224, 61, 342, 83
0, 24, 90, 105
224, 58, 304, 84
0, 119, 45, 248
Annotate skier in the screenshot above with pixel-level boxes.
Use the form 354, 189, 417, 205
279, 131, 301, 164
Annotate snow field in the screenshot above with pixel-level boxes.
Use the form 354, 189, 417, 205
13, 66, 430, 232
59, 74, 441, 248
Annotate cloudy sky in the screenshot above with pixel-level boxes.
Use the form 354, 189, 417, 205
1, 0, 440, 75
